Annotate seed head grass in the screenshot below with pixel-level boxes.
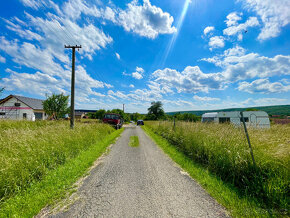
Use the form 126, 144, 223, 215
0, 120, 115, 205
145, 121, 289, 213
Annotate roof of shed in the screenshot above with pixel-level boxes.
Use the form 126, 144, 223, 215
0, 95, 44, 110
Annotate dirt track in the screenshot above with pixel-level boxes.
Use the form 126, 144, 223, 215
47, 125, 228, 217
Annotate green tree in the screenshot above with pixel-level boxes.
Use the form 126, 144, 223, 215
43, 93, 70, 120
147, 101, 165, 120
88, 110, 107, 119
108, 109, 130, 122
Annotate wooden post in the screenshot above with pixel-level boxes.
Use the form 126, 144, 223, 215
173, 116, 176, 130
240, 111, 256, 167
65, 45, 81, 129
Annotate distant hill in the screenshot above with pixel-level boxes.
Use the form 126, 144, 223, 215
167, 105, 290, 116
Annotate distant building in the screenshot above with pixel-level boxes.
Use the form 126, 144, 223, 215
201, 111, 270, 128
0, 95, 48, 121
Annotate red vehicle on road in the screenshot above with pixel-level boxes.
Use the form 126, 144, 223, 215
103, 113, 123, 129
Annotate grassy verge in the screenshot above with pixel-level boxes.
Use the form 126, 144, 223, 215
129, 136, 139, 147
0, 126, 123, 217
142, 125, 287, 218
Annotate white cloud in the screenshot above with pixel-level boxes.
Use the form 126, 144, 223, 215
223, 16, 259, 37
0, 37, 64, 77
225, 12, 242, 26
129, 84, 135, 88
193, 95, 220, 101
117, 0, 176, 39
237, 78, 290, 93
25, 13, 113, 60
203, 26, 214, 35
132, 72, 143, 80
62, 0, 102, 20
152, 66, 225, 94
107, 90, 129, 100
4, 18, 42, 41
242, 0, 290, 40
248, 98, 288, 106
0, 37, 111, 101
209, 36, 225, 50
0, 55, 6, 63
1, 68, 66, 96
131, 67, 145, 79
201, 46, 290, 81
115, 52, 120, 60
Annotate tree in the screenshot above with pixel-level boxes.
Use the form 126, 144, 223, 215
147, 101, 165, 120
109, 109, 130, 122
0, 77, 4, 95
88, 109, 107, 119
43, 93, 70, 120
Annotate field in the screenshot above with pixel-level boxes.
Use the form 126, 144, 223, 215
144, 121, 289, 215
0, 120, 120, 214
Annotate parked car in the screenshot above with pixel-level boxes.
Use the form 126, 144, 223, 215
103, 113, 123, 129
137, 120, 144, 126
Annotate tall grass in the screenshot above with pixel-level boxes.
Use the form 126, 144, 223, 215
145, 121, 289, 213
0, 120, 115, 204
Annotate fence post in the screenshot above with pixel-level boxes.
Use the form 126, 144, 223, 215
240, 111, 256, 167
173, 116, 176, 130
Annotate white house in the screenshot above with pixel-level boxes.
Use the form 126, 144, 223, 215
0, 95, 48, 121
201, 111, 270, 128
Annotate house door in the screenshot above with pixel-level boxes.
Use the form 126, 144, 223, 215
250, 114, 257, 127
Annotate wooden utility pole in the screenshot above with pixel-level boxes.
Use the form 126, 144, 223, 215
240, 111, 256, 167
65, 45, 81, 129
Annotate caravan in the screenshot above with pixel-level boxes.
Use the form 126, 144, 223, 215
201, 111, 270, 128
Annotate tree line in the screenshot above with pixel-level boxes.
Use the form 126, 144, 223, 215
41, 94, 201, 122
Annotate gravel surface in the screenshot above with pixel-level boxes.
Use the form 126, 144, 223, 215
47, 125, 229, 217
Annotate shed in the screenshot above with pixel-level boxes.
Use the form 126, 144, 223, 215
0, 95, 48, 120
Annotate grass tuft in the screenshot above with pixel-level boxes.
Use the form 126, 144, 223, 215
129, 136, 139, 147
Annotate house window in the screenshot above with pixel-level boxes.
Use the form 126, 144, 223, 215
23, 113, 27, 119
15, 103, 21, 106
240, 117, 249, 122
219, 117, 230, 123
34, 112, 43, 120
0, 112, 5, 116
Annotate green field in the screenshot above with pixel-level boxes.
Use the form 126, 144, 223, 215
167, 104, 290, 116
0, 120, 122, 217
144, 121, 289, 216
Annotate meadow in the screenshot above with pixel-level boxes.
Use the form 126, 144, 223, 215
144, 121, 289, 214
0, 120, 117, 207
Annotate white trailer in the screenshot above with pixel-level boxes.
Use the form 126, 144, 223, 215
201, 111, 270, 128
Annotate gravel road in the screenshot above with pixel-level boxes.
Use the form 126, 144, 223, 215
47, 125, 228, 217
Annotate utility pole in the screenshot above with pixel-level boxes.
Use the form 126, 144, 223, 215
123, 104, 125, 112
65, 45, 81, 129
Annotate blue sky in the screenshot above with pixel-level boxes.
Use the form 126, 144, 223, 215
0, 0, 289, 113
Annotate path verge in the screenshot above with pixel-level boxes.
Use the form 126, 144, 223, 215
142, 125, 279, 218
0, 128, 123, 217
